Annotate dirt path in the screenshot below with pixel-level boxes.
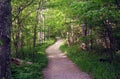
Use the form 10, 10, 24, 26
43, 40, 91, 79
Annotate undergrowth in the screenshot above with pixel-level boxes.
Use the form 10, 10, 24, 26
11, 39, 54, 79
60, 44, 120, 79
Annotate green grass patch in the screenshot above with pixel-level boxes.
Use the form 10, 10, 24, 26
11, 39, 54, 79
60, 44, 120, 79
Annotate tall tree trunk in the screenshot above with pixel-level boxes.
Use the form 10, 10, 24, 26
33, 26, 37, 61
15, 32, 19, 58
33, 24, 37, 61
33, 24, 37, 47
33, 7, 39, 61
0, 0, 11, 79
43, 14, 45, 42
104, 20, 115, 61
13, 17, 21, 58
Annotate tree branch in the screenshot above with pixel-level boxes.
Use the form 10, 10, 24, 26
12, 0, 34, 22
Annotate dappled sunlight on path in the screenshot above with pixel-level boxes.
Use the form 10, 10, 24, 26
43, 40, 91, 79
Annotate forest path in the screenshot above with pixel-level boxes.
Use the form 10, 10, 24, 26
43, 40, 91, 79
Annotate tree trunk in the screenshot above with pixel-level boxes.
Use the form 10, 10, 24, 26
48, 26, 50, 40
20, 34, 24, 59
33, 23, 37, 46
104, 20, 115, 61
81, 21, 87, 50
89, 27, 93, 51
82, 21, 87, 37
15, 33, 19, 58
0, 0, 11, 79
13, 17, 21, 58
33, 7, 39, 61
33, 25, 37, 61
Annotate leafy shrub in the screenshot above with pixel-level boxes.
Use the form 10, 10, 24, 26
60, 44, 120, 79
11, 39, 54, 79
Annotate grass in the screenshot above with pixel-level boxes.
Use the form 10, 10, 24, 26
11, 39, 54, 79
60, 44, 120, 79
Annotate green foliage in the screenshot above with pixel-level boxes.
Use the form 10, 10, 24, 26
44, 8, 66, 36
11, 64, 43, 79
11, 39, 54, 79
79, 35, 94, 43
60, 44, 120, 79
11, 0, 120, 78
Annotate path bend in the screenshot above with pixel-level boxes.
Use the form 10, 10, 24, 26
43, 40, 91, 79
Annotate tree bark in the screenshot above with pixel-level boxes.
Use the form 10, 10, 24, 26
81, 21, 87, 50
0, 0, 11, 79
82, 21, 87, 37
89, 27, 93, 51
32, 6, 39, 61
104, 20, 115, 61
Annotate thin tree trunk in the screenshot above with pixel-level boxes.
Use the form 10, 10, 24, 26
15, 33, 20, 58
104, 20, 115, 61
48, 26, 50, 40
33, 6, 39, 61
20, 35, 24, 59
33, 24, 37, 48
13, 17, 21, 58
89, 27, 93, 51
82, 21, 87, 37
33, 24, 37, 61
81, 21, 87, 50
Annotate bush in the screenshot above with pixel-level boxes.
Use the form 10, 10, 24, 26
60, 44, 120, 79
11, 39, 54, 79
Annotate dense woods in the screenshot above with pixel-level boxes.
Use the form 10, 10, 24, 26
0, 0, 120, 79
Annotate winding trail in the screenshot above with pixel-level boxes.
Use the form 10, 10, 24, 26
43, 40, 91, 79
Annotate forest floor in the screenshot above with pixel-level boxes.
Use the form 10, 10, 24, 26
43, 39, 91, 79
